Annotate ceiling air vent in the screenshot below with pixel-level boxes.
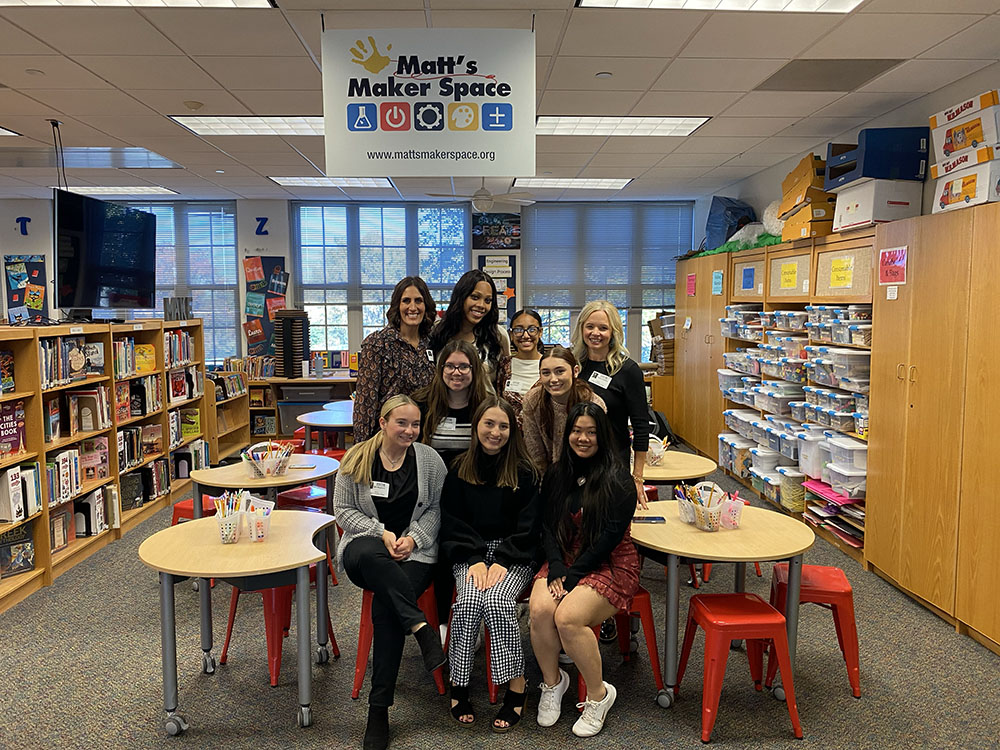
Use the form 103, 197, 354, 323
754, 59, 904, 92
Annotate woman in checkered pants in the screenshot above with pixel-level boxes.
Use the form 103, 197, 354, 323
440, 396, 541, 733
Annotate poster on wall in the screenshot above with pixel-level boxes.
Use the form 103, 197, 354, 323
243, 255, 287, 356
476, 252, 518, 327
4, 254, 48, 324
321, 28, 535, 177
472, 213, 520, 250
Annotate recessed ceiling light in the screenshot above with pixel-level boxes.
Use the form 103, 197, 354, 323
576, 0, 863, 11
215, 170, 225, 174
514, 178, 632, 190
536, 116, 708, 137
171, 116, 323, 136
0, 126, 20, 136
595, 71, 613, 79
269, 177, 392, 188
1, 0, 272, 6
24, 68, 45, 76
52, 186, 178, 196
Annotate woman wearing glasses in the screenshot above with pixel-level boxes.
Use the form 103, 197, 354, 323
502, 309, 544, 419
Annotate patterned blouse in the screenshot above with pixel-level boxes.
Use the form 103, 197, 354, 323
520, 383, 607, 474
352, 326, 435, 442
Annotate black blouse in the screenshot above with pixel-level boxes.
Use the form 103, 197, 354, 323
370, 447, 418, 537
578, 357, 650, 458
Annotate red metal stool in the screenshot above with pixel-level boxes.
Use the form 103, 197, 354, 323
294, 426, 338, 448
677, 592, 803, 743
170, 494, 216, 525
576, 585, 664, 703
766, 563, 860, 698
352, 582, 447, 699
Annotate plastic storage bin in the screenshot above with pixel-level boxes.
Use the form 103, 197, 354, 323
831, 321, 851, 345
761, 380, 805, 397
750, 446, 784, 472
781, 358, 807, 384
797, 432, 826, 479
772, 336, 809, 359
855, 393, 869, 413
819, 442, 833, 485
741, 375, 761, 390
765, 426, 782, 453
774, 310, 808, 331
736, 324, 764, 342
718, 433, 735, 470
778, 431, 799, 461
718, 368, 744, 391
760, 311, 776, 328
760, 360, 784, 379
853, 412, 869, 439
731, 307, 762, 325
826, 391, 857, 413
758, 344, 783, 362
828, 410, 856, 432
754, 388, 802, 416
828, 462, 867, 498
828, 436, 868, 470
805, 322, 833, 343
750, 418, 769, 446
729, 437, 755, 478
803, 385, 825, 405
762, 471, 782, 506
806, 305, 846, 324
849, 324, 873, 347
719, 318, 738, 338
838, 376, 870, 394
840, 304, 872, 321
790, 401, 808, 421
777, 466, 806, 513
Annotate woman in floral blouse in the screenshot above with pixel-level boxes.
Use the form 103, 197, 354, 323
353, 276, 438, 442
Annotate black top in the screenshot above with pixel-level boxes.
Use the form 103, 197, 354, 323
370, 447, 418, 537
440, 456, 542, 568
578, 357, 650, 458
541, 463, 634, 591
418, 401, 473, 469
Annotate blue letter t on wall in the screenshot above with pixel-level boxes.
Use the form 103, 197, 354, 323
255, 217, 269, 235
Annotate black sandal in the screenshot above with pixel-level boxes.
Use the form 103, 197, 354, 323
491, 686, 527, 734
450, 684, 475, 726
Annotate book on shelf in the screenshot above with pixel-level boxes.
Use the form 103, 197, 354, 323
74, 486, 109, 537
74, 387, 111, 432
112, 337, 136, 378
83, 342, 104, 376
66, 394, 80, 437
163, 329, 195, 368
20, 462, 42, 517
49, 507, 73, 552
0, 400, 27, 457
141, 424, 163, 456
251, 414, 276, 436
119, 472, 144, 511
106, 484, 120, 529
224, 355, 275, 380
172, 438, 208, 479
117, 427, 143, 470
169, 370, 187, 403
216, 407, 230, 434
140, 458, 171, 502
80, 437, 109, 482
0, 350, 14, 393
180, 408, 200, 438
43, 398, 61, 443
168, 410, 182, 448
48, 450, 81, 505
114, 382, 130, 422
249, 388, 266, 408
64, 336, 88, 382
0, 521, 35, 579
134, 344, 156, 374
0, 466, 24, 523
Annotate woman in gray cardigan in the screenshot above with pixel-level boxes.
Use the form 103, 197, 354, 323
334, 394, 448, 750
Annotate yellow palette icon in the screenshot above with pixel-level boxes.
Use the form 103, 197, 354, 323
447, 103, 478, 131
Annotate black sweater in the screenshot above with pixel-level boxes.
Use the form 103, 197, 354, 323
579, 357, 650, 458
440, 459, 542, 568
541, 464, 634, 591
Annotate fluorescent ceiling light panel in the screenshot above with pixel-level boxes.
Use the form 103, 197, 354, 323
170, 116, 324, 136
514, 178, 632, 190
536, 116, 708, 137
0, 1, 272, 6
576, 0, 863, 11
53, 186, 178, 196
0, 126, 20, 136
269, 177, 392, 188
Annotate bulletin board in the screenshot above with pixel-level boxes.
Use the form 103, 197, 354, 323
472, 213, 520, 251
242, 255, 288, 356
4, 254, 48, 323
814, 243, 874, 301
768, 252, 812, 299
475, 251, 520, 327
731, 257, 765, 301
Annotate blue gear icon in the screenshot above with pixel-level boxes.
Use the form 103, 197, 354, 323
414, 102, 444, 131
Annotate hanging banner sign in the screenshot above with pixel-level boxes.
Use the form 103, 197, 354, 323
322, 28, 535, 177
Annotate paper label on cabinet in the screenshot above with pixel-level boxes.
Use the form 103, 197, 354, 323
830, 257, 854, 289
69, 326, 84, 334
684, 316, 692, 331
133, 324, 144, 331
686, 274, 696, 296
741, 267, 755, 291
803, 279, 809, 293
887, 285, 899, 300
711, 270, 724, 296
757, 283, 763, 294
780, 263, 797, 289
878, 245, 907, 285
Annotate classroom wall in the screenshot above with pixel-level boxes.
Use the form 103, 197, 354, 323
235, 200, 292, 347
0, 199, 54, 319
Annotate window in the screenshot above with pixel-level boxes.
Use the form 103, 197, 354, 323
97, 201, 239, 364
521, 202, 692, 361
293, 204, 469, 350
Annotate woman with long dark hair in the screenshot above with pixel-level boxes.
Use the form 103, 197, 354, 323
440, 397, 541, 732
353, 276, 437, 442
528, 402, 639, 738
428, 269, 510, 394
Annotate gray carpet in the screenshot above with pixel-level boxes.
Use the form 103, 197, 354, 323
1, 469, 999, 750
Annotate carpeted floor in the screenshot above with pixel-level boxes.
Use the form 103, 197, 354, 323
1, 467, 998, 750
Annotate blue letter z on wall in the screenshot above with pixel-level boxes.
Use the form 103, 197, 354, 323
255, 217, 269, 235
15, 217, 30, 235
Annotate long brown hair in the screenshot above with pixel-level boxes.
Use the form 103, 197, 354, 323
456, 397, 536, 489
386, 276, 436, 338
538, 346, 596, 440
339, 395, 418, 486
413, 339, 490, 443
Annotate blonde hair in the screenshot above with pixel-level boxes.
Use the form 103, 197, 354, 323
339, 394, 418, 486
571, 300, 629, 376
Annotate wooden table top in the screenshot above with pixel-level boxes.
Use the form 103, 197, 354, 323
138, 511, 335, 578
298, 409, 353, 428
643, 451, 718, 483
321, 401, 354, 422
631, 500, 814, 562
189, 454, 340, 489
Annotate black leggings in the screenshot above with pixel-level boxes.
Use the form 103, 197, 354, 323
343, 536, 433, 707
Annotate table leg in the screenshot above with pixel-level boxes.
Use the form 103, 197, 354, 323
325, 476, 337, 563
199, 569, 214, 675
305, 427, 312, 452
192, 482, 203, 519
159, 573, 188, 736
296, 566, 313, 727
315, 556, 330, 662
773, 554, 803, 702
731, 563, 747, 650
661, 553, 680, 708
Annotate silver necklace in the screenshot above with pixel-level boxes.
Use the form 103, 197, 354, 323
380, 448, 406, 470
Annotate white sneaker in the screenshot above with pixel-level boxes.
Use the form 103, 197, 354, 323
439, 623, 448, 643
558, 651, 575, 665
536, 668, 570, 727
572, 682, 617, 737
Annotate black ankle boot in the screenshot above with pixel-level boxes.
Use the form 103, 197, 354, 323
413, 623, 446, 672
363, 705, 389, 750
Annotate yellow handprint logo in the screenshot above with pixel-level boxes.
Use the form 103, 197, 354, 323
350, 36, 393, 75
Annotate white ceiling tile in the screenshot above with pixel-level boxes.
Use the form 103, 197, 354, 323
127, 89, 251, 116
559, 8, 707, 58
693, 116, 798, 137
339, 188, 402, 200
546, 56, 667, 91
775, 117, 866, 138
538, 90, 641, 116
655, 151, 732, 167
430, 11, 564, 56
0, 16, 55, 55
155, 154, 239, 168
721, 91, 844, 118
75, 115, 190, 139
701, 165, 764, 182
139, 136, 228, 154
860, 59, 994, 93
860, 0, 999, 11
194, 56, 321, 91
25, 89, 154, 117
652, 58, 786, 93
0, 90, 59, 117
631, 91, 742, 117
75, 55, 220, 90
599, 136, 684, 154
674, 135, 764, 154
230, 90, 322, 116
811, 92, 918, 119
680, 13, 838, 59
577, 165, 644, 178
751, 137, 828, 154
201, 136, 299, 154
801, 13, 983, 59
432, 0, 571, 7
282, 0, 425, 9
0, 55, 112, 90
528, 167, 581, 178
3, 9, 181, 56
587, 152, 663, 168
0, 115, 122, 146
920, 15, 1000, 60
286, 10, 427, 58
537, 135, 606, 153
141, 9, 308, 57
536, 152, 595, 168
722, 150, 797, 168
642, 166, 714, 182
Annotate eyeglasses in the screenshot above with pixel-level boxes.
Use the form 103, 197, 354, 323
511, 326, 541, 336
443, 362, 472, 373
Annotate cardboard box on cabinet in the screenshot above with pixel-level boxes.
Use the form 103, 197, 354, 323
931, 105, 1000, 163
781, 153, 825, 196
778, 185, 836, 221
929, 146, 997, 180
929, 90, 1000, 130
932, 159, 1000, 214
832, 179, 922, 232
781, 205, 833, 242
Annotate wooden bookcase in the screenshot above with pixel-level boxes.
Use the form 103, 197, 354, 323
206, 371, 250, 464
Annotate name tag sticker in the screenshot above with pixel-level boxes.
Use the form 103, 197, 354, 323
371, 481, 390, 498
442, 417, 457, 431
588, 371, 612, 389
426, 349, 434, 362
504, 379, 512, 391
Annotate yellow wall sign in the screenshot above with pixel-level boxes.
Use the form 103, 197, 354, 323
830, 257, 855, 289
780, 262, 798, 289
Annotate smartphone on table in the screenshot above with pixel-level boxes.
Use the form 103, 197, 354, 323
633, 516, 666, 524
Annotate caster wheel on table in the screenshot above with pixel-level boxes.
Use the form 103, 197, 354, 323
202, 653, 216, 674
164, 714, 188, 736
315, 646, 330, 665
656, 690, 674, 708
297, 706, 313, 728
773, 686, 786, 702
191, 580, 199, 592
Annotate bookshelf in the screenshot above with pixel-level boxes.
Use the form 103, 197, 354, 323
206, 370, 249, 464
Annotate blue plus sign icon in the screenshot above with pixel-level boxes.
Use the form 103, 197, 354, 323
481, 103, 513, 131
347, 103, 377, 131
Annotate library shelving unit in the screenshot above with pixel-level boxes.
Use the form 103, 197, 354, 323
205, 370, 249, 464
161, 320, 208, 516
248, 380, 278, 440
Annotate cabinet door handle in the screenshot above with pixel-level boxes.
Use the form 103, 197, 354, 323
704, 334, 709, 344
908, 365, 917, 383
896, 363, 905, 380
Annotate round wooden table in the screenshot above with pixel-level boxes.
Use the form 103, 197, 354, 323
631, 500, 815, 708
322, 400, 354, 419
298, 408, 353, 450
643, 451, 717, 484
189, 454, 340, 510
138, 511, 337, 735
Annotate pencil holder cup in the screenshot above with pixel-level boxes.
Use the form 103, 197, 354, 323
243, 441, 292, 478
246, 513, 272, 543
677, 496, 697, 525
692, 503, 724, 532
216, 512, 243, 544
693, 481, 727, 506
719, 499, 744, 530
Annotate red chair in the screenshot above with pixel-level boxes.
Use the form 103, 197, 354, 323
170, 494, 216, 525
576, 585, 664, 703
352, 582, 447, 699
275, 447, 346, 507
676, 593, 803, 743
765, 563, 860, 698
293, 426, 340, 448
